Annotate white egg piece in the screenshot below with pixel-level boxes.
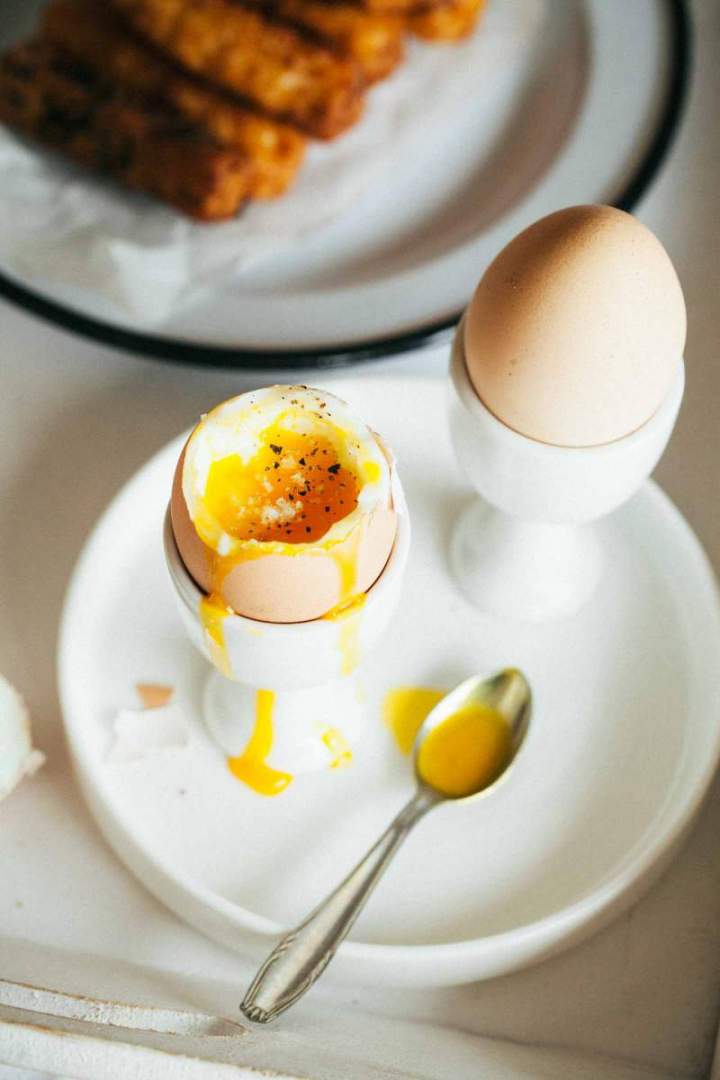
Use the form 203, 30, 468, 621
0, 674, 44, 802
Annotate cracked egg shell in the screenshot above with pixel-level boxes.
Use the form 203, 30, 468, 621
170, 386, 398, 624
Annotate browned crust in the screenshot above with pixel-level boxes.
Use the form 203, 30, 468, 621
344, 0, 444, 15
408, 0, 486, 41
42, 0, 306, 198
0, 39, 254, 219
244, 0, 404, 82
110, 0, 366, 139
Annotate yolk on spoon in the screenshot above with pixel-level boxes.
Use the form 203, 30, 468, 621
417, 703, 512, 799
323, 592, 366, 676
199, 594, 233, 678
384, 687, 513, 798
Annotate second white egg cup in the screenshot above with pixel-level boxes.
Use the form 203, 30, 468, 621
448, 316, 685, 621
164, 471, 410, 780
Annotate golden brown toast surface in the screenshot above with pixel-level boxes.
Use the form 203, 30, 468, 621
244, 0, 404, 82
0, 39, 254, 219
409, 0, 486, 40
110, 0, 366, 138
42, 0, 306, 197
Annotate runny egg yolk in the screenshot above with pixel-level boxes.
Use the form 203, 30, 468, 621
323, 592, 366, 676
226, 694, 352, 796
417, 703, 512, 799
227, 689, 292, 797
384, 687, 513, 798
203, 423, 360, 545
320, 726, 353, 769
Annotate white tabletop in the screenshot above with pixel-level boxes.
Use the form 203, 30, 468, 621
1, 2, 719, 1077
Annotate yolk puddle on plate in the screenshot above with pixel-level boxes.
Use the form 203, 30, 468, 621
227, 689, 292, 796
383, 686, 445, 754
323, 592, 366, 676
417, 703, 512, 799
384, 687, 513, 798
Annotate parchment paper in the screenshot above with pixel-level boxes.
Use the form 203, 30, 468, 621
0, 5, 539, 323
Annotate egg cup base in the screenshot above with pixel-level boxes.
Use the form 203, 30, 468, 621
203, 668, 366, 777
451, 498, 603, 621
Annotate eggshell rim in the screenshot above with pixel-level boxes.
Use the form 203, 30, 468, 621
181, 386, 392, 557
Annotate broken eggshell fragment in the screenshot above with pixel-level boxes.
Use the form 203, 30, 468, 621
0, 674, 44, 802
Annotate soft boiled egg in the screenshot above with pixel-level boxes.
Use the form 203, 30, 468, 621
170, 386, 397, 624
464, 205, 686, 447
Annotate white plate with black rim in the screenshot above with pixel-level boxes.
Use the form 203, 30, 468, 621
0, 0, 690, 367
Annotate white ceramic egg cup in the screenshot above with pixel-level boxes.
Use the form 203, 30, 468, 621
163, 472, 410, 777
448, 317, 685, 621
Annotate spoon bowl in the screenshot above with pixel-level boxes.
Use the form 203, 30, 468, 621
413, 667, 532, 802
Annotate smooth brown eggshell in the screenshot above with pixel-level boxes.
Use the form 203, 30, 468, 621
464, 205, 687, 447
170, 446, 397, 624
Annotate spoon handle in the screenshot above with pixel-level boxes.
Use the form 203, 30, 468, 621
240, 789, 435, 1023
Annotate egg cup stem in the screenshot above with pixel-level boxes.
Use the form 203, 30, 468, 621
450, 500, 603, 621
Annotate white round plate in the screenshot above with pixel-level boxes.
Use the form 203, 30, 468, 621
0, 0, 688, 364
59, 373, 720, 987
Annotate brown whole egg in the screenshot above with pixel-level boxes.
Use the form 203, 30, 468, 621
464, 205, 686, 447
